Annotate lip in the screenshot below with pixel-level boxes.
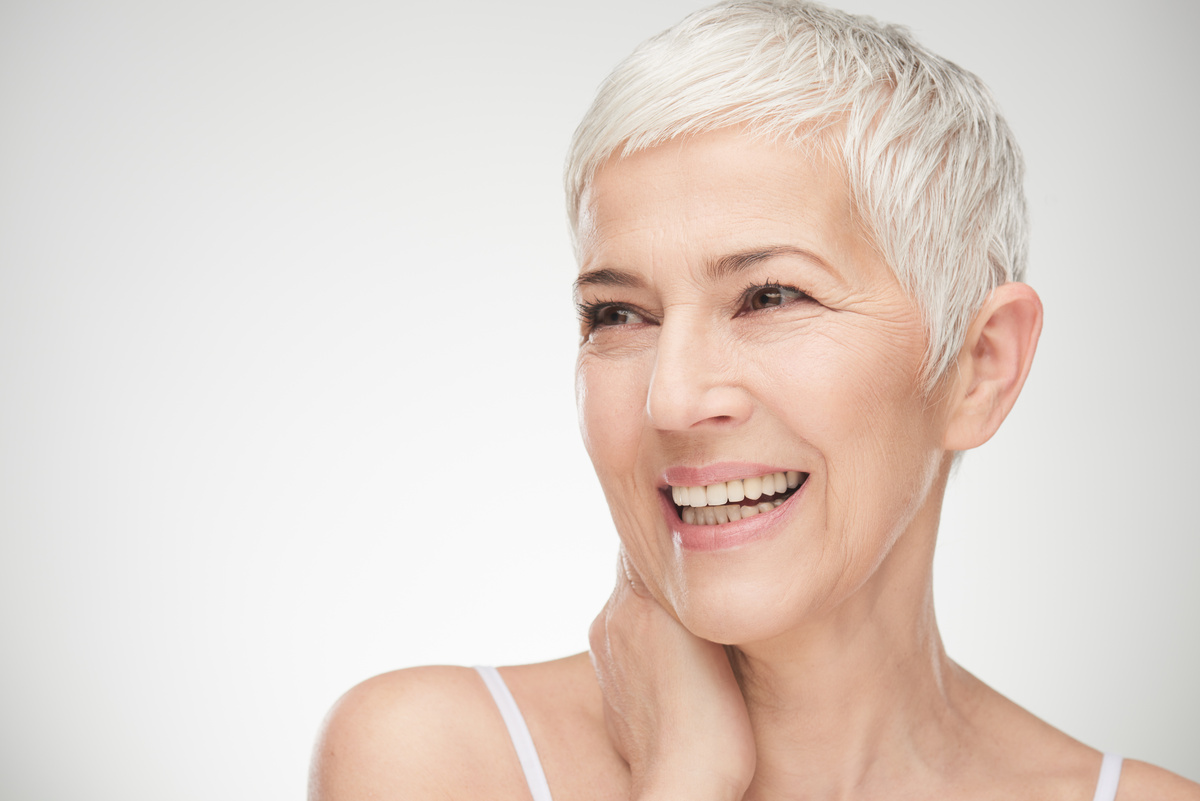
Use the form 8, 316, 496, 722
662, 462, 802, 488
660, 469, 809, 553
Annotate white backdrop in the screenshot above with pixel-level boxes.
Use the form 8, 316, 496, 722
1, 0, 1196, 798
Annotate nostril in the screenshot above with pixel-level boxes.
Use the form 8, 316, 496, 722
646, 384, 753, 432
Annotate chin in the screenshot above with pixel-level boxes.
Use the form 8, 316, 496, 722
665, 571, 820, 647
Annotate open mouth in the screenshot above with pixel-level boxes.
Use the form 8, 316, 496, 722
668, 471, 809, 526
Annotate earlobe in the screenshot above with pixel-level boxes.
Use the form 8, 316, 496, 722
942, 282, 1043, 451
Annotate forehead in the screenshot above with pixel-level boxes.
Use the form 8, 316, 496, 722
576, 129, 874, 283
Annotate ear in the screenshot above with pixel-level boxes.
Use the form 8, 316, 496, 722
942, 282, 1043, 451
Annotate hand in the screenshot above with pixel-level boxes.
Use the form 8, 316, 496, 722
588, 547, 756, 801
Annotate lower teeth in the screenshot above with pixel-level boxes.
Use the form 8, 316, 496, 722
681, 498, 783, 525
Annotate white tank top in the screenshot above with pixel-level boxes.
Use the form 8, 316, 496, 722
475, 666, 1124, 801
475, 666, 554, 801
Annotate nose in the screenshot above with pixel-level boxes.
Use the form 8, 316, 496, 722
645, 314, 752, 431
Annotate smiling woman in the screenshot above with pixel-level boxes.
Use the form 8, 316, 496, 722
307, 2, 1200, 800
572, 132, 964, 646
3, 0, 1198, 799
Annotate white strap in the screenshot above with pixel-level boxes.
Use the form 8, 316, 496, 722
1091, 753, 1123, 801
474, 666, 554, 801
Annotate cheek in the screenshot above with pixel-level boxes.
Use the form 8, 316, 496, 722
790, 319, 929, 439
575, 354, 670, 577
766, 322, 937, 521
575, 353, 648, 475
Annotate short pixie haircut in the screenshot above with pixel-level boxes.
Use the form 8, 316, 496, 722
565, 0, 1027, 388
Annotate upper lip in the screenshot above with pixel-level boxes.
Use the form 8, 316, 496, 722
662, 462, 804, 487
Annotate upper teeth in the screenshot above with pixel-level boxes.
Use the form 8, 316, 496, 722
670, 471, 802, 508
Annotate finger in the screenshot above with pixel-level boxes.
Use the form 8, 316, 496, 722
618, 545, 652, 599
588, 608, 607, 658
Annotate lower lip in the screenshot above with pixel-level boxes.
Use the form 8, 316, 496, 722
661, 480, 807, 552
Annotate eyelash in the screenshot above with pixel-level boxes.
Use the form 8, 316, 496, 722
577, 281, 812, 333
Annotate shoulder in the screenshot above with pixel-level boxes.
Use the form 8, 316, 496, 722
1116, 759, 1200, 801
308, 665, 532, 801
949, 667, 1199, 801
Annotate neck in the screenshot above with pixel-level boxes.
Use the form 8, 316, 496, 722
731, 480, 978, 801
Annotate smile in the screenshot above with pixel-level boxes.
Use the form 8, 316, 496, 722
668, 471, 808, 525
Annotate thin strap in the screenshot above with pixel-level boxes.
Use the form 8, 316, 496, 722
474, 666, 554, 801
1091, 753, 1123, 801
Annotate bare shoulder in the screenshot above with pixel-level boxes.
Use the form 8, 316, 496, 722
308, 665, 532, 801
948, 666, 1198, 801
1116, 760, 1200, 801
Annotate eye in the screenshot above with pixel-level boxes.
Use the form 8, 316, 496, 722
741, 283, 809, 312
596, 305, 645, 326
578, 301, 649, 330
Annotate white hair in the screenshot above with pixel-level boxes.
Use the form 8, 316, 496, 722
565, 0, 1027, 388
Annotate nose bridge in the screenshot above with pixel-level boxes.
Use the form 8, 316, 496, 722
646, 306, 747, 430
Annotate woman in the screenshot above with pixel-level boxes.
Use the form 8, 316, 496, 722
311, 2, 1199, 799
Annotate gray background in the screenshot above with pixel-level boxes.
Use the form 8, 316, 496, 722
1, 0, 1196, 798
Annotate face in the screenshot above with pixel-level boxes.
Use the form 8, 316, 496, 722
574, 129, 953, 646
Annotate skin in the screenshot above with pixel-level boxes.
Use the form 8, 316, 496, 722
309, 130, 1200, 801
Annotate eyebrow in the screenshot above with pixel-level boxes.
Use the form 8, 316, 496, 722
573, 246, 836, 295
706, 246, 836, 281
573, 267, 645, 295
